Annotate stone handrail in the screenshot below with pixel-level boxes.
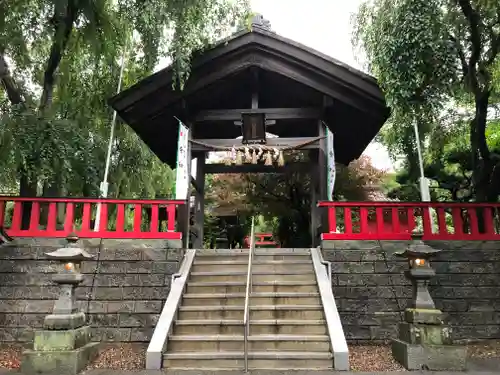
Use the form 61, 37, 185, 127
310, 247, 349, 370
146, 249, 196, 369
243, 217, 255, 372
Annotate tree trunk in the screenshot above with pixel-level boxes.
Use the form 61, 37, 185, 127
39, 3, 78, 111
470, 90, 492, 202
19, 172, 37, 230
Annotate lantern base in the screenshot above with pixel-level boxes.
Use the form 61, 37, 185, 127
44, 311, 86, 330
405, 308, 445, 325
21, 325, 98, 375
392, 308, 467, 370
391, 339, 467, 370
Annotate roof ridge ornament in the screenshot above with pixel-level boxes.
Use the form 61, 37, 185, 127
251, 13, 272, 32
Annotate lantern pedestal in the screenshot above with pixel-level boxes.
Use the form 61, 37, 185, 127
392, 308, 467, 370
21, 235, 98, 375
21, 328, 98, 375
391, 233, 467, 370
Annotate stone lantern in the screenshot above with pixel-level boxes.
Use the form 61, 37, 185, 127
21, 234, 99, 375
391, 232, 467, 370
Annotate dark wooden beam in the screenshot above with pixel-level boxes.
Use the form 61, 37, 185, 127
192, 155, 206, 249
191, 137, 320, 152
190, 176, 198, 193
205, 162, 310, 174
194, 107, 321, 122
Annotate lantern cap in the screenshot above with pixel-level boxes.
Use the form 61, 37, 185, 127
45, 247, 94, 262
45, 234, 93, 262
395, 234, 441, 259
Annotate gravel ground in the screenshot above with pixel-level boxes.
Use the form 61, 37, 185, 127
0, 344, 22, 369
85, 343, 147, 370
1, 341, 499, 371
349, 344, 406, 371
467, 340, 500, 359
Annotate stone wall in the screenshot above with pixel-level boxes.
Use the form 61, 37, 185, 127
323, 240, 500, 343
0, 238, 182, 343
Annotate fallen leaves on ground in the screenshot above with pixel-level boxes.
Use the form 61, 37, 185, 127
0, 344, 22, 369
349, 344, 406, 371
86, 343, 146, 370
467, 340, 500, 359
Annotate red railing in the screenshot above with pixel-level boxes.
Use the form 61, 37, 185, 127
245, 233, 280, 248
318, 201, 500, 241
0, 197, 185, 240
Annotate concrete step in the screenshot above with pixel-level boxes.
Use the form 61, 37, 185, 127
172, 319, 328, 335
195, 249, 311, 263
189, 271, 316, 283
186, 280, 319, 294
173, 320, 244, 335
196, 248, 310, 256
181, 292, 321, 306
163, 351, 333, 370
191, 260, 313, 273
250, 319, 328, 335
177, 305, 324, 320
168, 334, 330, 352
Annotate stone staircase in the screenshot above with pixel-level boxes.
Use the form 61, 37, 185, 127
163, 248, 333, 370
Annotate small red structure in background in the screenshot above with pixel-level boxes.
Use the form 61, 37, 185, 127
318, 201, 500, 241
244, 233, 280, 248
0, 196, 185, 240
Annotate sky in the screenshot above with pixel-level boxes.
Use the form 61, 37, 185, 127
249, 0, 393, 171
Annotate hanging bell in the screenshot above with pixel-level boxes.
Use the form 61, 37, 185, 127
244, 147, 252, 163
264, 150, 273, 166
277, 150, 285, 166
235, 150, 243, 165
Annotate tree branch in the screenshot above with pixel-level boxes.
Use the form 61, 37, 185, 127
456, 0, 482, 93
0, 54, 24, 105
450, 34, 468, 79
39, 1, 79, 111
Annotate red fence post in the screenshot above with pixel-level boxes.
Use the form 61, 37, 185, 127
317, 201, 500, 241
0, 197, 185, 240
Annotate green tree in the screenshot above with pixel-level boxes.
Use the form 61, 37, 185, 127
207, 153, 386, 247
353, 0, 500, 201
0, 0, 250, 203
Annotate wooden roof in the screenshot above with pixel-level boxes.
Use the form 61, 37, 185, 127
109, 26, 390, 168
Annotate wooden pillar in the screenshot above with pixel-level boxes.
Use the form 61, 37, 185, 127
192, 153, 206, 248
178, 124, 193, 249
309, 161, 319, 247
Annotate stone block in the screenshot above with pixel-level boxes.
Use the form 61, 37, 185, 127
44, 312, 86, 330
118, 313, 159, 328
91, 327, 131, 341
397, 322, 452, 345
405, 308, 445, 325
332, 262, 375, 273
391, 339, 467, 370
88, 313, 119, 327
106, 301, 134, 313
130, 327, 153, 341
114, 249, 143, 261
134, 300, 162, 313
21, 342, 98, 375
124, 261, 153, 274
335, 286, 410, 299
33, 326, 91, 351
